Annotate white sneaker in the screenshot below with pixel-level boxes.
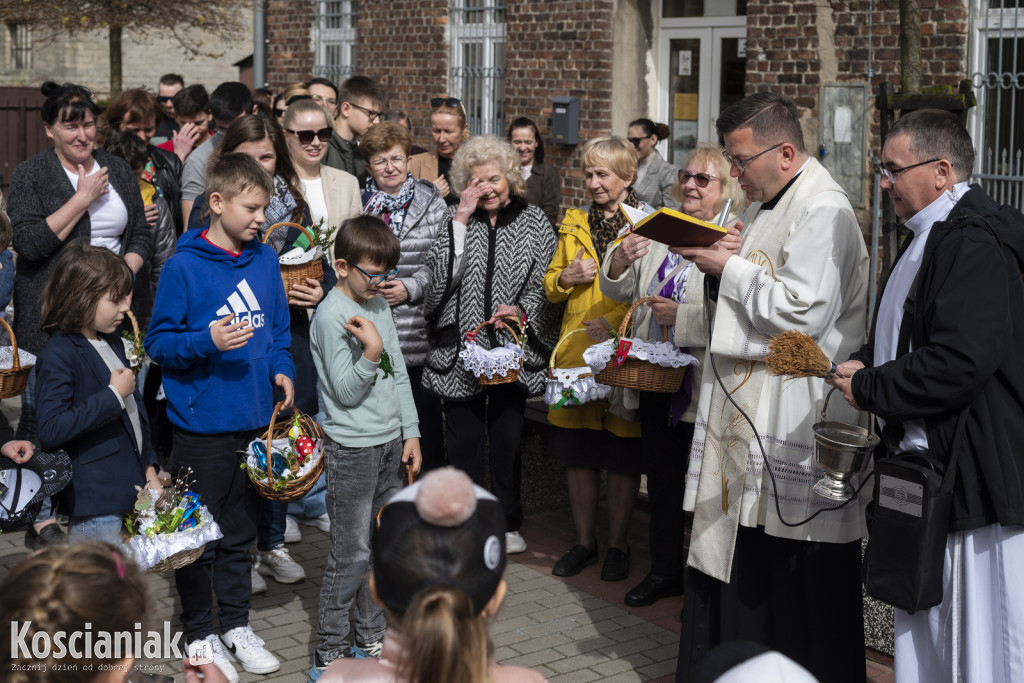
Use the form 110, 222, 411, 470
284, 515, 302, 543
187, 634, 239, 683
505, 531, 527, 554
251, 563, 267, 594
220, 626, 280, 675
257, 545, 306, 583
300, 512, 331, 532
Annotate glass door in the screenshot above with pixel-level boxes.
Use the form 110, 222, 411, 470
659, 24, 746, 165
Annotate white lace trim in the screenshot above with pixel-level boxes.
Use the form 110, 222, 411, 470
459, 341, 523, 379
0, 347, 35, 370
583, 339, 701, 374
124, 506, 223, 570
544, 366, 612, 406
278, 245, 324, 265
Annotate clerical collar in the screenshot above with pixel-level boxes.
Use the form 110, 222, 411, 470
759, 158, 810, 211
904, 181, 971, 236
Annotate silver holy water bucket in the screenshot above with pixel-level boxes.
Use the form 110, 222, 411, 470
812, 388, 880, 501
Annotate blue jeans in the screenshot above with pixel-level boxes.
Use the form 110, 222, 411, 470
68, 513, 125, 545
315, 436, 403, 662
257, 498, 287, 551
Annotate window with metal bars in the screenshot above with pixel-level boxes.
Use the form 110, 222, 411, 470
449, 0, 507, 136
8, 24, 31, 70
314, 0, 357, 82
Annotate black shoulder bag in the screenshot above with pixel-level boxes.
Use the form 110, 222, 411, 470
861, 258, 966, 613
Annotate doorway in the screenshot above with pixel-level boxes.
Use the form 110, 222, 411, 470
658, 20, 746, 165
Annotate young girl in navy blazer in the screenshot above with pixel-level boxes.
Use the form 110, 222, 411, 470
35, 242, 163, 544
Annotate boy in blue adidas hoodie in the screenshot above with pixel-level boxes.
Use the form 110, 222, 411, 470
146, 153, 294, 680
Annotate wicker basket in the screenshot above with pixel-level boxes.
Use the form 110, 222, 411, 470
468, 317, 525, 386
0, 316, 32, 399
594, 297, 688, 393
546, 328, 595, 407
248, 402, 325, 502
145, 543, 207, 574
264, 222, 324, 295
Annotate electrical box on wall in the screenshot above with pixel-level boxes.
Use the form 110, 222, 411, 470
818, 83, 869, 209
552, 96, 580, 145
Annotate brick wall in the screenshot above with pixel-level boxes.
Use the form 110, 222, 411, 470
265, 0, 315, 91
505, 0, 617, 208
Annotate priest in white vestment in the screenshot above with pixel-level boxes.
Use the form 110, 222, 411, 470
674, 92, 870, 683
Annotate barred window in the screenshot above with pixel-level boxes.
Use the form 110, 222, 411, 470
449, 0, 506, 136
8, 24, 31, 70
314, 0, 357, 82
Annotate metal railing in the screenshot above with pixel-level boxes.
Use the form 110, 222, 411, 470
313, 0, 357, 82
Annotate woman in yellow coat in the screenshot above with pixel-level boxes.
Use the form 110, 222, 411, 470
543, 137, 646, 582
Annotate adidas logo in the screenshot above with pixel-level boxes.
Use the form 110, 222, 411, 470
209, 279, 267, 329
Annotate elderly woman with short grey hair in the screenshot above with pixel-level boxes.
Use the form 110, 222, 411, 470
422, 135, 560, 555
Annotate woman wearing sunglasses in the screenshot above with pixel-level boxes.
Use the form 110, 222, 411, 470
628, 118, 679, 210
359, 121, 447, 472
409, 96, 470, 206
283, 98, 362, 246
600, 144, 743, 608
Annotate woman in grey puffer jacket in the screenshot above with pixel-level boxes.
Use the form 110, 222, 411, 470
361, 122, 447, 470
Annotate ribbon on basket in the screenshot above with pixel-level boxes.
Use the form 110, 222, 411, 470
614, 339, 633, 366
553, 388, 583, 410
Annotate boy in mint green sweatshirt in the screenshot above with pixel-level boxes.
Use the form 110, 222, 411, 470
309, 215, 422, 678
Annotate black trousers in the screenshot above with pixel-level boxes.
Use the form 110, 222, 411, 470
443, 384, 525, 532
172, 427, 261, 643
677, 525, 866, 683
408, 365, 445, 472
638, 392, 694, 582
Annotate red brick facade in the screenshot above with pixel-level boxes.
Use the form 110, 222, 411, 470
264, 0, 973, 219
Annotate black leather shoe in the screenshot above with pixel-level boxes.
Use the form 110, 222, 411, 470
601, 546, 630, 581
25, 523, 67, 551
552, 544, 598, 577
625, 573, 685, 607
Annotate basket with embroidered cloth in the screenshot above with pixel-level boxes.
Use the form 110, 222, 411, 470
583, 296, 700, 393
545, 328, 611, 409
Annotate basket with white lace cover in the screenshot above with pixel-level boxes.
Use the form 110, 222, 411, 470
583, 297, 700, 393
545, 328, 611, 409
459, 316, 525, 386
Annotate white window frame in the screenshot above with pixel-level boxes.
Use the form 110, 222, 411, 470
313, 0, 357, 82
449, 0, 507, 136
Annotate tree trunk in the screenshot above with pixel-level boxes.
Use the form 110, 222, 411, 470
899, 0, 922, 95
109, 25, 122, 97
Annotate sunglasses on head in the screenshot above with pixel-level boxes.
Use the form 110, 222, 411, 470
678, 170, 717, 188
430, 97, 462, 108
284, 127, 332, 145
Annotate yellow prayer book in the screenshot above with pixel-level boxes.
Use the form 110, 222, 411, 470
620, 203, 727, 248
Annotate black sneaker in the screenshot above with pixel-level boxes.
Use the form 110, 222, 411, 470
26, 523, 67, 551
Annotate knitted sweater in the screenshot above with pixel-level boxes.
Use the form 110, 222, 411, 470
422, 196, 560, 400
9, 148, 153, 353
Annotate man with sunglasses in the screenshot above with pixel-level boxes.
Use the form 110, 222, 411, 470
675, 92, 869, 683
153, 73, 184, 144
320, 75, 387, 186
828, 110, 1024, 683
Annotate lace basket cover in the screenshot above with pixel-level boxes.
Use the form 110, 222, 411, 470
0, 347, 36, 370
583, 339, 701, 374
544, 366, 612, 407
245, 436, 325, 484
460, 341, 524, 379
124, 506, 223, 571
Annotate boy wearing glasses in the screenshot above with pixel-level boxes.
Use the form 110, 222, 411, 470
308, 215, 422, 680
321, 75, 387, 184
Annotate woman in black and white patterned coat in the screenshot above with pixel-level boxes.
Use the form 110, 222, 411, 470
423, 135, 560, 555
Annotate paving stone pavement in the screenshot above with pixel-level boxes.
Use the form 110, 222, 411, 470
0, 519, 680, 682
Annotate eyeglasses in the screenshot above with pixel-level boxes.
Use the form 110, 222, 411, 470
877, 158, 941, 184
157, 95, 174, 104
284, 127, 332, 145
312, 94, 338, 109
347, 102, 382, 122
352, 263, 400, 286
627, 135, 653, 148
722, 142, 785, 174
430, 97, 462, 109
368, 155, 409, 169
678, 170, 718, 188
